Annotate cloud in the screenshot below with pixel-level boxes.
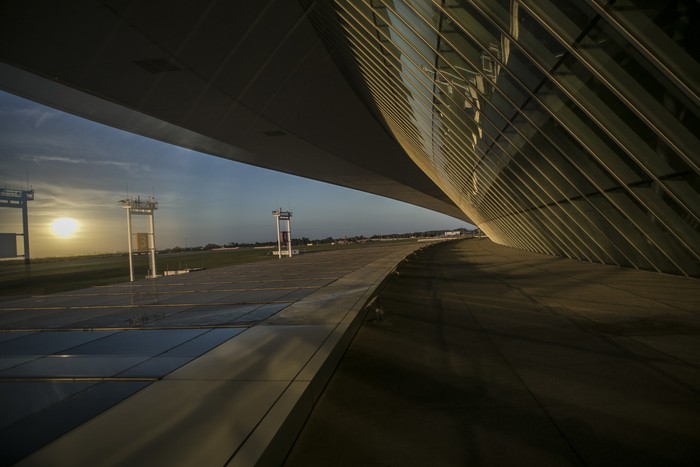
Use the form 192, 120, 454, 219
18, 154, 147, 174
0, 103, 60, 127
20, 155, 84, 164
34, 110, 58, 128
42, 183, 131, 206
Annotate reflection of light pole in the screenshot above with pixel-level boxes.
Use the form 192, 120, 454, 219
272, 208, 293, 259
120, 196, 158, 281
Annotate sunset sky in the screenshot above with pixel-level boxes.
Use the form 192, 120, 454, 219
0, 90, 471, 258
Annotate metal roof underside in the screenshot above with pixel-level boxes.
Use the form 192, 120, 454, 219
0, 0, 468, 221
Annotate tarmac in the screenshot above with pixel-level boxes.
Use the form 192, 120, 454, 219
0, 243, 422, 466
2, 238, 699, 466
285, 239, 700, 466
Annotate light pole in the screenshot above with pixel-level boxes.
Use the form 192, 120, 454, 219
120, 196, 158, 281
0, 188, 34, 264
272, 208, 293, 258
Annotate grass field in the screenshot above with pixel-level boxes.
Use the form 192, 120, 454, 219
0, 240, 417, 298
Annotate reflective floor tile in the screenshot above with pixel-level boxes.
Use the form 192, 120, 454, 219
66, 329, 207, 356
0, 381, 150, 465
0, 355, 150, 378
0, 381, 96, 430
0, 330, 116, 356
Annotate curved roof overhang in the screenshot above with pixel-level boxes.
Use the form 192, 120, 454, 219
0, 0, 468, 222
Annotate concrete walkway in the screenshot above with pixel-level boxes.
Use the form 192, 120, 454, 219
0, 243, 422, 466
285, 239, 700, 466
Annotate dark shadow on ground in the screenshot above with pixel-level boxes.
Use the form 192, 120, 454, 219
284, 239, 700, 467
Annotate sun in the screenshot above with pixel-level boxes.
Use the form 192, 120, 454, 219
50, 218, 79, 239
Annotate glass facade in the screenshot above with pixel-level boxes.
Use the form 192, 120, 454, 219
303, 0, 700, 276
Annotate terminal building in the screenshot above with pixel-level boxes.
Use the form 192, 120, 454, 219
1, 0, 697, 276
1, 2, 699, 465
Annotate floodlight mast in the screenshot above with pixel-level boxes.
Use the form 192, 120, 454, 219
119, 196, 158, 281
272, 208, 293, 259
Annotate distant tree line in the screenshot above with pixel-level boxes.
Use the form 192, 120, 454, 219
157, 228, 471, 254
